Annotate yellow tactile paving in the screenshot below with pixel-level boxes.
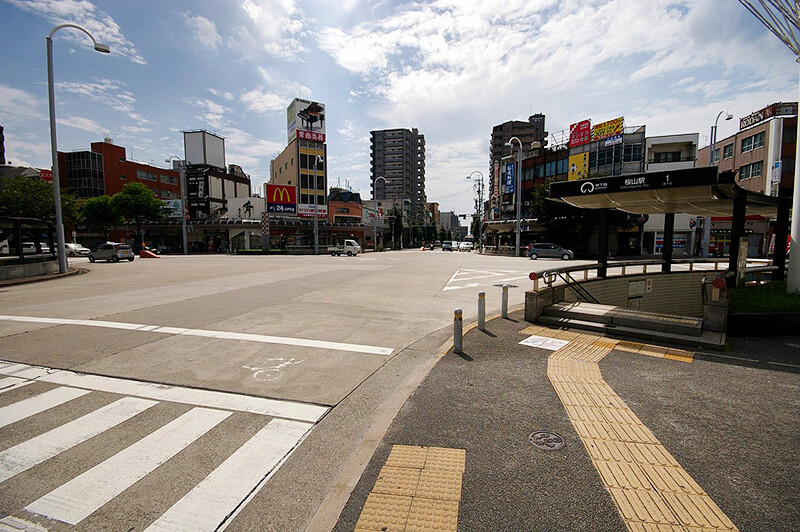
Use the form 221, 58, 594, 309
544, 329, 739, 531
404, 498, 459, 532
415, 468, 463, 501
354, 493, 413, 532
385, 445, 429, 469
372, 466, 421, 497
424, 447, 466, 472
353, 445, 465, 532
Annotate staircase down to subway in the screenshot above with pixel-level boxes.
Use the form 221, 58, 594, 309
524, 261, 735, 350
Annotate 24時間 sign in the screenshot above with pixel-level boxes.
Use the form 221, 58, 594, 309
266, 184, 297, 214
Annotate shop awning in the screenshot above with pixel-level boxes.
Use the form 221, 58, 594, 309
549, 167, 785, 217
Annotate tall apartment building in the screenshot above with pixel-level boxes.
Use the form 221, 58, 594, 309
370, 128, 426, 222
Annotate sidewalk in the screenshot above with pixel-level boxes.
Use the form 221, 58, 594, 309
333, 310, 800, 532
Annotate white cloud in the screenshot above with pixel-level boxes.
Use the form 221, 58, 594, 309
185, 98, 231, 129
207, 88, 235, 101
184, 13, 223, 50
57, 115, 103, 133
122, 125, 152, 134
0, 84, 45, 125
239, 88, 286, 113
233, 0, 307, 60
7, 0, 147, 64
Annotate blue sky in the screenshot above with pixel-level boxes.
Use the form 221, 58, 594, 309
0, 0, 797, 217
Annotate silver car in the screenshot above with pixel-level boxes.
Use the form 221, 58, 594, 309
88, 242, 135, 262
527, 242, 574, 260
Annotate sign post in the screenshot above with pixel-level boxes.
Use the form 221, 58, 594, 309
261, 212, 270, 252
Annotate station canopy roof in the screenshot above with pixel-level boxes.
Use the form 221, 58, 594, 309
549, 167, 785, 217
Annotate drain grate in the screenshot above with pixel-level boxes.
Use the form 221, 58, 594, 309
529, 431, 565, 451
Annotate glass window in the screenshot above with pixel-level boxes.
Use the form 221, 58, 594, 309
739, 161, 763, 180
741, 131, 764, 153
623, 143, 643, 162
653, 151, 681, 163
723, 144, 733, 159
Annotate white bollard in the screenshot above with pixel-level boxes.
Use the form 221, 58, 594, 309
478, 292, 486, 331
454, 308, 463, 353
501, 284, 509, 318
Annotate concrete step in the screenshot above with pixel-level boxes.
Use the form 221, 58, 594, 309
544, 302, 703, 337
537, 315, 725, 351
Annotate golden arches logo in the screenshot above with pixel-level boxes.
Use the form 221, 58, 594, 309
271, 186, 292, 203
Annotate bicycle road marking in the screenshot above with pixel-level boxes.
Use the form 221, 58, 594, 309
0, 314, 394, 356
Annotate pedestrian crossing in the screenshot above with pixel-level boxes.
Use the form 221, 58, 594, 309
442, 268, 529, 291
0, 361, 327, 531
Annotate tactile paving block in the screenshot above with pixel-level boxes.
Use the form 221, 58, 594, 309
641, 464, 704, 494
664, 353, 694, 363
609, 487, 680, 525
404, 497, 459, 532
626, 523, 685, 532
595, 460, 652, 490
372, 466, 421, 497
660, 492, 738, 529
354, 493, 412, 532
423, 447, 466, 472
415, 468, 463, 501
582, 438, 635, 463
385, 444, 428, 469
624, 443, 680, 467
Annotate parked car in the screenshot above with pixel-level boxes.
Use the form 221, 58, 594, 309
22, 242, 50, 254
442, 241, 455, 251
527, 242, 574, 260
88, 242, 135, 262
65, 243, 91, 256
458, 241, 473, 252
328, 239, 361, 256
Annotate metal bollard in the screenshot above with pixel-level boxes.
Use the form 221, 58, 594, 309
501, 284, 509, 319
478, 292, 486, 331
454, 308, 463, 353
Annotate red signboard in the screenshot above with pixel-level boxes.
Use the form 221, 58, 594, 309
569, 120, 591, 147
295, 129, 326, 143
266, 184, 297, 214
40, 169, 53, 181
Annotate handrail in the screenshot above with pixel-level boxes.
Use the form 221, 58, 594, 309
556, 270, 600, 304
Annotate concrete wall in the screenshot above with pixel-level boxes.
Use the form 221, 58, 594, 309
0, 260, 59, 281
561, 271, 710, 317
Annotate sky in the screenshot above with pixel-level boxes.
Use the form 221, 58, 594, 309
0, 0, 797, 219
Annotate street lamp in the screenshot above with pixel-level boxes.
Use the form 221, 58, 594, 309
166, 156, 188, 255
701, 110, 733, 258
314, 155, 323, 254
47, 23, 110, 273
374, 176, 387, 251
467, 171, 484, 253
505, 137, 523, 257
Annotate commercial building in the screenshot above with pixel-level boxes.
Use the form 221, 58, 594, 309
56, 138, 181, 201
697, 102, 797, 256
370, 128, 426, 222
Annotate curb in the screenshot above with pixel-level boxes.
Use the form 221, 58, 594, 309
0, 267, 85, 287
305, 304, 525, 532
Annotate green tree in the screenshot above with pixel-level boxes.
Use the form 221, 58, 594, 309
80, 195, 122, 238
0, 176, 79, 226
470, 216, 481, 243
111, 183, 165, 246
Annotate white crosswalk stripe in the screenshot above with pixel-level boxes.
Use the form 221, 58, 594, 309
144, 419, 312, 532
0, 376, 34, 394
0, 364, 328, 530
25, 407, 233, 525
0, 387, 90, 428
0, 397, 157, 483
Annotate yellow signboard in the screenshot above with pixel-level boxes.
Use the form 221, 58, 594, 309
568, 152, 589, 181
591, 117, 624, 141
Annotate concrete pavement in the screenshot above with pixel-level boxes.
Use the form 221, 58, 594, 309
333, 310, 800, 532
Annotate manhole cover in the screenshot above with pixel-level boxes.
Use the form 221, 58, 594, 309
529, 431, 565, 450
493, 284, 519, 288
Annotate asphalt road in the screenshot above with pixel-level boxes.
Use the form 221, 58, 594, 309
0, 250, 584, 532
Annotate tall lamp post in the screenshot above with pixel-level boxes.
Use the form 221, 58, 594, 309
374, 176, 387, 251
739, 0, 800, 293
467, 171, 484, 253
166, 156, 188, 255
702, 110, 733, 258
505, 137, 523, 257
314, 155, 323, 254
47, 24, 110, 273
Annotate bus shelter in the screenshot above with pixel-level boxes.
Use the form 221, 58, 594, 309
549, 167, 790, 286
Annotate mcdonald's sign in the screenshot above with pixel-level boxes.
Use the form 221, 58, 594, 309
266, 184, 297, 214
